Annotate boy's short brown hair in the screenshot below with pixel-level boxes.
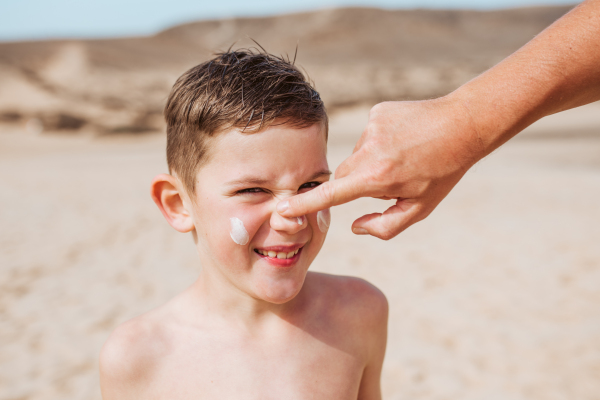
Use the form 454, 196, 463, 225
164, 49, 328, 193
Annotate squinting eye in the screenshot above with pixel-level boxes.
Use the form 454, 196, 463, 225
237, 187, 266, 195
299, 182, 322, 191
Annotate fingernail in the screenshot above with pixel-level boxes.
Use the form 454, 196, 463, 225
353, 227, 368, 235
277, 201, 289, 213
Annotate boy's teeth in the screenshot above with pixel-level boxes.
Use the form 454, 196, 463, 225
257, 248, 301, 259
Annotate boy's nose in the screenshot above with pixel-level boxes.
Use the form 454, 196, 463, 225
269, 208, 306, 234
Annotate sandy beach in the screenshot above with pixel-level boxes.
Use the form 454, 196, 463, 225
1, 101, 599, 399
1, 5, 599, 398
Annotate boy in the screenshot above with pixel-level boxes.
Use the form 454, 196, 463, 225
100, 49, 388, 399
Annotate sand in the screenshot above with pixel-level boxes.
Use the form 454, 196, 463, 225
1, 102, 599, 400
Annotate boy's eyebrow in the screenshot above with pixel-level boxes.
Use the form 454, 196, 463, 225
226, 170, 332, 187
306, 170, 332, 181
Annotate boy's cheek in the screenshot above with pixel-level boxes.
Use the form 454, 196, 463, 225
306, 210, 329, 255
316, 208, 331, 233
219, 204, 272, 247
193, 193, 266, 242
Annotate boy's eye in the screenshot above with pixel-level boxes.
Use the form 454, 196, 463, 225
236, 187, 266, 195
299, 182, 322, 191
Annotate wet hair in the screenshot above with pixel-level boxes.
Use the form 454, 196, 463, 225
164, 48, 328, 193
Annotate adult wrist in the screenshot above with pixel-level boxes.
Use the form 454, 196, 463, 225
440, 89, 490, 169
447, 75, 531, 160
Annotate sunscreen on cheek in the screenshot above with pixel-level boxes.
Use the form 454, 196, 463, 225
317, 209, 331, 233
230, 217, 249, 245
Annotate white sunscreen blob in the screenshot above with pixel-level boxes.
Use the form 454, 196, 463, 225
230, 217, 249, 245
317, 209, 331, 233
296, 216, 304, 225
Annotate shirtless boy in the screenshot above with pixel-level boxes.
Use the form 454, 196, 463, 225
100, 49, 388, 400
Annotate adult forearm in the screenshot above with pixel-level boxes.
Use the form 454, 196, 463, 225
453, 0, 600, 158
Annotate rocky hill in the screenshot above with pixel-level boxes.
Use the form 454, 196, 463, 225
0, 5, 572, 134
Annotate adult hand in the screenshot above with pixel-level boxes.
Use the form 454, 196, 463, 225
278, 0, 600, 240
277, 96, 483, 240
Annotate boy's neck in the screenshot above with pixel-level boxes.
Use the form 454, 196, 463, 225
184, 265, 306, 330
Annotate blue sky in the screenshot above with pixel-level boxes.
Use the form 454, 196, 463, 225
0, 0, 578, 42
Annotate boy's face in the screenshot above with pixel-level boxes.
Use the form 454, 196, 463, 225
187, 123, 330, 304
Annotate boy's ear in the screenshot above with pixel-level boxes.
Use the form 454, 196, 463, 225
150, 174, 194, 233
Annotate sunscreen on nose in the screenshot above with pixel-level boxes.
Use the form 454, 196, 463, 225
230, 217, 249, 245
317, 209, 330, 233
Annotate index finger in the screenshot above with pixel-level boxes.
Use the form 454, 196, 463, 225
277, 175, 368, 217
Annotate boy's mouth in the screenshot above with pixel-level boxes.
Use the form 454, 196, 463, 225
253, 245, 303, 265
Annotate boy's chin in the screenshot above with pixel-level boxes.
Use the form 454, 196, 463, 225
254, 278, 305, 305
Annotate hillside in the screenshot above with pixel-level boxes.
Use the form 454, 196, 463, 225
0, 6, 572, 134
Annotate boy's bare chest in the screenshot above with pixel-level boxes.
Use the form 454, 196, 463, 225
149, 329, 365, 400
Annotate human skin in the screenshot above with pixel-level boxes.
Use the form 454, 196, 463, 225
277, 0, 600, 240
99, 124, 388, 399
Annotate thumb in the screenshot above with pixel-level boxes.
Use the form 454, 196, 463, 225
351, 200, 424, 240
277, 175, 368, 218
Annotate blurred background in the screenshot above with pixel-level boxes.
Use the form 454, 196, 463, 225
1, 1, 599, 399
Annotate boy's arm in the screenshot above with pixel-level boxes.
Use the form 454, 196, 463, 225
355, 283, 389, 400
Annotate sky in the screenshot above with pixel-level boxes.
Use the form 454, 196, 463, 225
0, 0, 578, 42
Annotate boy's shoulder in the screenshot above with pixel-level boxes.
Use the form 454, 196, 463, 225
306, 271, 388, 307
99, 308, 173, 392
304, 272, 388, 334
